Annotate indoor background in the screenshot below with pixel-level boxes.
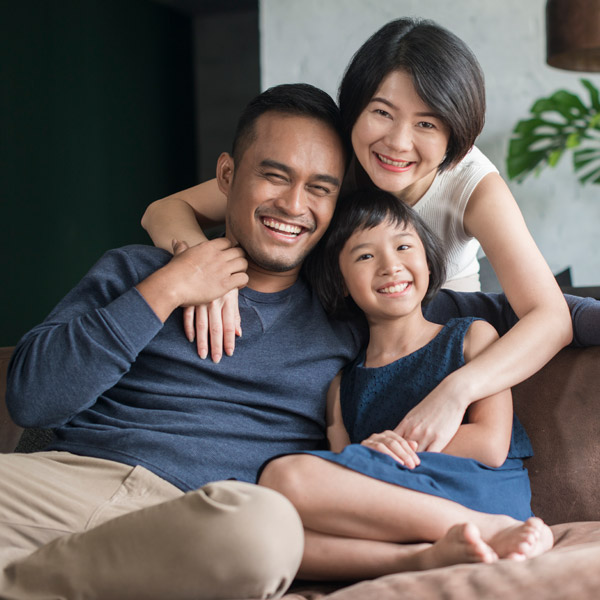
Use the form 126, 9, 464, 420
2, 0, 598, 345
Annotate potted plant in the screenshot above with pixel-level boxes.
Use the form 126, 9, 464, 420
506, 79, 600, 184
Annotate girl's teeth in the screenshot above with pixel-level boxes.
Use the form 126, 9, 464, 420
380, 283, 409, 294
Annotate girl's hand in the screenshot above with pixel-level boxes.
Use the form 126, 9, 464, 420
361, 431, 420, 469
173, 240, 243, 362
394, 379, 467, 452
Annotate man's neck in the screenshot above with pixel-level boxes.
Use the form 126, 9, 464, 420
246, 264, 300, 293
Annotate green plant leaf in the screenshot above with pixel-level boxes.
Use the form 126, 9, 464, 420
581, 79, 600, 111
506, 80, 600, 184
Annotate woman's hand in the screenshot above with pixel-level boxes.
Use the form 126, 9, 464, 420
173, 240, 243, 362
361, 430, 420, 469
394, 377, 467, 452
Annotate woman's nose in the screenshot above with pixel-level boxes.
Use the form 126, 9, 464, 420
384, 121, 413, 153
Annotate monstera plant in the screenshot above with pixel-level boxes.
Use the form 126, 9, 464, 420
506, 79, 600, 184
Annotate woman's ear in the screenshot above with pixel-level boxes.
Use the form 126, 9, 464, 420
216, 152, 235, 195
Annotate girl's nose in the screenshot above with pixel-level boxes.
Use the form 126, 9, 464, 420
379, 257, 404, 276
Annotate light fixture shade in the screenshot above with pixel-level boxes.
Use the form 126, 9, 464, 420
546, 0, 600, 71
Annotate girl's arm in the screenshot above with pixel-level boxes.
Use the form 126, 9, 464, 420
325, 373, 351, 452
141, 179, 227, 251
441, 320, 513, 468
396, 172, 572, 451
141, 179, 237, 361
327, 373, 420, 468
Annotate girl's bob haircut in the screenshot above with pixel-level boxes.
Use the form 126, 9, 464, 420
305, 189, 447, 320
338, 17, 486, 171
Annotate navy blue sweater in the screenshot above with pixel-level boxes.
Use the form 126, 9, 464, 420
7, 246, 362, 491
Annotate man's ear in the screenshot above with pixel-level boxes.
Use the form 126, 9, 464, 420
216, 152, 235, 195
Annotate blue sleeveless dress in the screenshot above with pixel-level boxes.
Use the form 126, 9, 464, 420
306, 317, 534, 521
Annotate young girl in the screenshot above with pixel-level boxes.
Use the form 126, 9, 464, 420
258, 188, 553, 581
140, 17, 598, 452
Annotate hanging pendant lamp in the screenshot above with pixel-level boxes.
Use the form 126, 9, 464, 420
546, 0, 600, 71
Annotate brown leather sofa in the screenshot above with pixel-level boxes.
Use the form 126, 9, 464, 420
2, 345, 600, 598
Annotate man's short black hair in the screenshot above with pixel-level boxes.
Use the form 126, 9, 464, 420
231, 83, 349, 164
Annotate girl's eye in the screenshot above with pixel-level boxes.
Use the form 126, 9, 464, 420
357, 253, 373, 261
397, 244, 409, 251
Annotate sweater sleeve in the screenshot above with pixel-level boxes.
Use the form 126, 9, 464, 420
6, 247, 164, 428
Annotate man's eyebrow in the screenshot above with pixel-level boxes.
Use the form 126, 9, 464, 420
259, 159, 341, 188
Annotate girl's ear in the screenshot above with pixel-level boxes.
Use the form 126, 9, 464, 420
216, 152, 235, 195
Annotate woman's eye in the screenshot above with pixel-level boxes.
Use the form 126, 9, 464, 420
397, 244, 409, 251
374, 109, 392, 118
417, 121, 435, 129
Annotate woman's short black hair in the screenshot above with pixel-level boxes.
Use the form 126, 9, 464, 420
304, 189, 447, 320
338, 17, 485, 171
231, 83, 350, 164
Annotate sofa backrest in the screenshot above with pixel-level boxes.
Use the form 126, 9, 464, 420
513, 345, 600, 525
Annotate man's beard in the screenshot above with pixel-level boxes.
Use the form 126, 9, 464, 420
238, 242, 308, 273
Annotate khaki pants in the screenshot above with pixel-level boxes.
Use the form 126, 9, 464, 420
0, 452, 304, 600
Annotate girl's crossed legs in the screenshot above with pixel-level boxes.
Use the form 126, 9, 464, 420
259, 454, 553, 581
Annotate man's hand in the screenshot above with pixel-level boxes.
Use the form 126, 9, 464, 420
361, 430, 420, 469
394, 386, 467, 452
136, 238, 248, 323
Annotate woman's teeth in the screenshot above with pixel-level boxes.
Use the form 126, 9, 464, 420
377, 154, 411, 168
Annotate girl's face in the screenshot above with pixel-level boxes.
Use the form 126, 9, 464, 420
339, 219, 430, 323
351, 70, 450, 206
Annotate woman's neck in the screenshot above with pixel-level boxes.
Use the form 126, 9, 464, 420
365, 310, 442, 368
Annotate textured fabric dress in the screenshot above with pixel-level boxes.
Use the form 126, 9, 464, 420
306, 317, 535, 521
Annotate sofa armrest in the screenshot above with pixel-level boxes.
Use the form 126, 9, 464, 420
0, 347, 23, 453
513, 345, 600, 525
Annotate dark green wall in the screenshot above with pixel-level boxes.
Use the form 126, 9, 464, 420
1, 0, 196, 345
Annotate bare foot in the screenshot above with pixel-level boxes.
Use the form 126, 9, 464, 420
487, 517, 554, 560
420, 523, 498, 569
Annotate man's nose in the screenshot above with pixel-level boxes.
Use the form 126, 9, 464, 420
275, 184, 306, 215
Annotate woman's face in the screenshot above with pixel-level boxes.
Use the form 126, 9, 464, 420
351, 70, 450, 206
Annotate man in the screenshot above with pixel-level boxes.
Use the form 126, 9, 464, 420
3, 83, 357, 600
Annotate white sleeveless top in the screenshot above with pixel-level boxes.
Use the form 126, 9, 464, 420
412, 146, 498, 290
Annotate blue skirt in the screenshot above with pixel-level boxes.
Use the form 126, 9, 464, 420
306, 444, 533, 521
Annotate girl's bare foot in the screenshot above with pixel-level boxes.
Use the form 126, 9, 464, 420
487, 517, 554, 560
420, 523, 498, 569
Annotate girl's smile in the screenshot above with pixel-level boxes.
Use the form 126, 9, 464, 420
351, 70, 450, 206
339, 219, 430, 323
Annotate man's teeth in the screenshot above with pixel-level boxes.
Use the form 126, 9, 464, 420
263, 218, 302, 235
379, 283, 409, 294
377, 154, 411, 168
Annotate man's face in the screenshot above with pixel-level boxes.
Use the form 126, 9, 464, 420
218, 113, 346, 287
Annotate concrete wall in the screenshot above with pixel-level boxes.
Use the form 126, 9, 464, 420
259, 0, 600, 286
